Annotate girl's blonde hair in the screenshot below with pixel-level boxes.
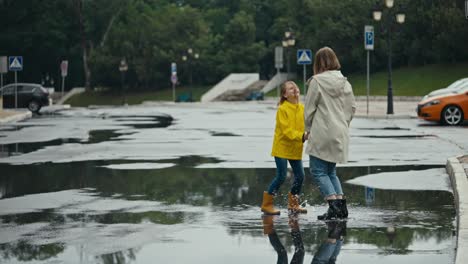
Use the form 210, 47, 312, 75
278, 81, 297, 105
278, 81, 294, 105
313, 46, 341, 75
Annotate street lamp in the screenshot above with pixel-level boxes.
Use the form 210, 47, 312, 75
182, 48, 199, 101
119, 58, 128, 105
372, 0, 405, 114
282, 30, 295, 80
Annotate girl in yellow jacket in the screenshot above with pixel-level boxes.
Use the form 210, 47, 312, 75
261, 81, 308, 215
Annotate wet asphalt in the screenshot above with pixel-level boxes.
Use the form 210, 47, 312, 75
0, 102, 467, 264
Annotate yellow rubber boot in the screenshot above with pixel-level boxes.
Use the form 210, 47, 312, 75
261, 191, 280, 215
262, 215, 275, 235
288, 192, 307, 214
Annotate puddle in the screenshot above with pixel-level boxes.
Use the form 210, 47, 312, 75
357, 135, 435, 139
357, 127, 411, 131
0, 162, 455, 263
210, 132, 241, 137
109, 115, 174, 129
0, 129, 137, 156
0, 138, 81, 156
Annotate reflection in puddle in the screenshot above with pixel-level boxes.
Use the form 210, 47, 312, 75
0, 162, 455, 263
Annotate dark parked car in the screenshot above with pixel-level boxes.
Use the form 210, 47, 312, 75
0, 83, 50, 113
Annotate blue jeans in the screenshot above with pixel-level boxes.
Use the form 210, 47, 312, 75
268, 157, 304, 195
311, 239, 343, 264
309, 155, 343, 198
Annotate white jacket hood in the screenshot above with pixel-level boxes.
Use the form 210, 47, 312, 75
313, 70, 348, 98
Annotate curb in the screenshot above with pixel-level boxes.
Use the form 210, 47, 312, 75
354, 96, 422, 102
0, 111, 32, 125
446, 155, 468, 264
353, 114, 417, 119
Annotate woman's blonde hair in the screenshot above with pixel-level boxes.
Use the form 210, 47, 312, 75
313, 46, 341, 75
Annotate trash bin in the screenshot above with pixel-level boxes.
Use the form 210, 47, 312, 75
176, 93, 193, 102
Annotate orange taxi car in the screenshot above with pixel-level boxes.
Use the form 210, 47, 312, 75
417, 86, 468, 125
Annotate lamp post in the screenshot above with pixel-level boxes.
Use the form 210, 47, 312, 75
182, 48, 199, 101
372, 0, 405, 114
119, 58, 128, 105
282, 30, 295, 80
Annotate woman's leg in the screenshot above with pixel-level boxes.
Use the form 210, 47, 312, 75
310, 155, 341, 220
327, 162, 348, 217
309, 156, 336, 198
268, 157, 288, 195
288, 159, 304, 195
327, 162, 344, 197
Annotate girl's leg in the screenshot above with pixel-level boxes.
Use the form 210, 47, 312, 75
268, 157, 288, 195
287, 159, 307, 213
288, 159, 304, 195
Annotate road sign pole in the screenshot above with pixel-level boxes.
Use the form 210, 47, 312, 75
1, 74, 3, 109
14, 72, 17, 109
296, 49, 312, 98
303, 65, 306, 96
364, 25, 374, 117
171, 63, 177, 102
172, 83, 176, 102
276, 67, 280, 98
61, 77, 65, 97
366, 50, 370, 116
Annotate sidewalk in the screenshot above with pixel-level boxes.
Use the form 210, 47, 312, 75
447, 155, 468, 264
0, 109, 32, 124
354, 100, 418, 119
0, 105, 70, 125
266, 96, 421, 119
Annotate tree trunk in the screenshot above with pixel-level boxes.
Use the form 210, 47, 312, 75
74, 0, 92, 91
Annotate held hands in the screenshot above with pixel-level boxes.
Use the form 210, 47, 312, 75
302, 131, 310, 143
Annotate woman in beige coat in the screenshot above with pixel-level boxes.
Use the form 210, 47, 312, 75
304, 47, 356, 220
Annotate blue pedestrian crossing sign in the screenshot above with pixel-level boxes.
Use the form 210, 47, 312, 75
8, 56, 23, 71
364, 25, 374, 51
297, 49, 312, 65
365, 186, 375, 204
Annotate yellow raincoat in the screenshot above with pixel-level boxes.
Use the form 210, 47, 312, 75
271, 100, 305, 160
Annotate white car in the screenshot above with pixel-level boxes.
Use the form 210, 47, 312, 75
423, 78, 468, 100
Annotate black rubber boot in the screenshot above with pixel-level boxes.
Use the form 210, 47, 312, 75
317, 200, 341, 220
340, 199, 348, 219
327, 220, 347, 239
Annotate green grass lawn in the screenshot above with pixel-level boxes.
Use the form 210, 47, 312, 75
67, 62, 468, 106
348, 62, 468, 96
66, 85, 211, 107
267, 62, 468, 97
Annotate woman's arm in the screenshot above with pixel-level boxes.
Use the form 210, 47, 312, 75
304, 78, 321, 131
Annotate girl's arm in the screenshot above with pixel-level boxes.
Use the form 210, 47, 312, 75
277, 108, 303, 141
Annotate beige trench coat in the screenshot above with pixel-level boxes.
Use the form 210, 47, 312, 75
304, 70, 356, 163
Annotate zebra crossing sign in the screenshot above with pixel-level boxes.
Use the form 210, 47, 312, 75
8, 56, 23, 71
297, 49, 312, 65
